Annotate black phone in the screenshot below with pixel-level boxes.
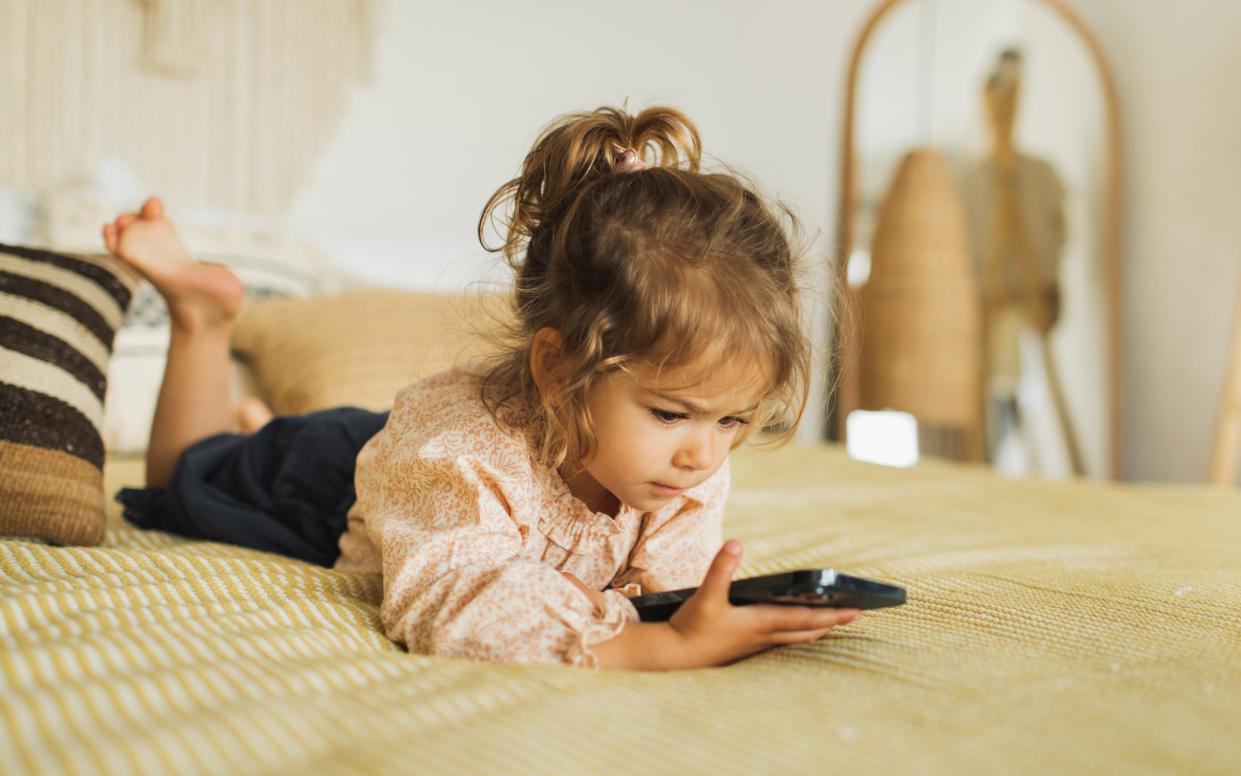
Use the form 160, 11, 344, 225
627, 568, 906, 622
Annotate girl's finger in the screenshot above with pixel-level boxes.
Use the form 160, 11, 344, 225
102, 223, 116, 253
696, 540, 742, 604
117, 213, 137, 228
767, 627, 835, 646
753, 605, 861, 633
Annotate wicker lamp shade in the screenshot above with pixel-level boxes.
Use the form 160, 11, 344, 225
859, 148, 982, 429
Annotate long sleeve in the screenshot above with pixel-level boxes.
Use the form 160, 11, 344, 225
611, 457, 729, 595
352, 408, 633, 669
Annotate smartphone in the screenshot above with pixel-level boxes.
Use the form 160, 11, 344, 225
627, 568, 906, 622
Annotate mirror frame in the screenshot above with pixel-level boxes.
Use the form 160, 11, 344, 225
829, 0, 1124, 479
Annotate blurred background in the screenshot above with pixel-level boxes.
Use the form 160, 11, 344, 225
2, 0, 1239, 485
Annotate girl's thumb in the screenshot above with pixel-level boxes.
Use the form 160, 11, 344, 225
700, 540, 742, 600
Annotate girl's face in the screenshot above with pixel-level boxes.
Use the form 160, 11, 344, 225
561, 360, 766, 516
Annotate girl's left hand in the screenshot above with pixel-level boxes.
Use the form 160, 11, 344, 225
559, 571, 609, 614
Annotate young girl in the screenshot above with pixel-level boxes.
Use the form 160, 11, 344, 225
108, 105, 862, 671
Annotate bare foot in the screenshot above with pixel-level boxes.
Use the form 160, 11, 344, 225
103, 197, 244, 332
237, 396, 274, 433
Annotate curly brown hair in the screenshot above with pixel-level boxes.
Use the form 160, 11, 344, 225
475, 105, 811, 473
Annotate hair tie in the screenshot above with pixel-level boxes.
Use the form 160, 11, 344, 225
611, 142, 648, 172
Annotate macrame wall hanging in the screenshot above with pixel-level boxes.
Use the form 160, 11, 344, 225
0, 0, 375, 214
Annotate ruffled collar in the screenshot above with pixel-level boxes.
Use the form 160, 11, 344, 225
511, 411, 711, 554
532, 453, 711, 554
534, 457, 635, 552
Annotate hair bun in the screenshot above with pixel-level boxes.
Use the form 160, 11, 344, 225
479, 105, 702, 266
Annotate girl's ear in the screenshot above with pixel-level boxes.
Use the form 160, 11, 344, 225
530, 327, 566, 404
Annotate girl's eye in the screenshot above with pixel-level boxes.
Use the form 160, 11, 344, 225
651, 409, 686, 424
651, 408, 751, 428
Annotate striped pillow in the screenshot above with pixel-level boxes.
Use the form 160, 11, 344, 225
0, 243, 136, 545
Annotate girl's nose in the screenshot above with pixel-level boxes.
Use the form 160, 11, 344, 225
674, 433, 714, 471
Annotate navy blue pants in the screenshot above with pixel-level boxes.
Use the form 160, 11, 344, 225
116, 408, 390, 567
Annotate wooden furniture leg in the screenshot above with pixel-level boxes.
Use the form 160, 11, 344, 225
1209, 269, 1241, 486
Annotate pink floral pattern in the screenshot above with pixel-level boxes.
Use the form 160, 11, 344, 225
334, 368, 729, 669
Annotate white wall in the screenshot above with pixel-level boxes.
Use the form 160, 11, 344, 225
288, 1, 1241, 478
1073, 0, 1241, 483
42, 0, 1208, 479
286, 0, 874, 444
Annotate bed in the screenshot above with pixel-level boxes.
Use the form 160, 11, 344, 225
3, 439, 1239, 774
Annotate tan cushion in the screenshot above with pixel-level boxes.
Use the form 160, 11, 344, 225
230, 288, 511, 415
0, 244, 136, 545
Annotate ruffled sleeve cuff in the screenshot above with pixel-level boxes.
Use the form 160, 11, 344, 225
562, 589, 641, 669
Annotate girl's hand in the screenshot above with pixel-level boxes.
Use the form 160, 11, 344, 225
665, 540, 861, 668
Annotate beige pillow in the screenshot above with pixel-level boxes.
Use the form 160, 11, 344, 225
230, 288, 511, 415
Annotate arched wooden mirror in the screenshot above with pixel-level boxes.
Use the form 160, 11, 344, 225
828, 0, 1123, 480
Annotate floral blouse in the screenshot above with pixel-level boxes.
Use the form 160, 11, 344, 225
333, 368, 729, 669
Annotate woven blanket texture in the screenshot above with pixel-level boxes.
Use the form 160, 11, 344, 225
2, 444, 1239, 774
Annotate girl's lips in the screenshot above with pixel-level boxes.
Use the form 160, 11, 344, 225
652, 482, 684, 496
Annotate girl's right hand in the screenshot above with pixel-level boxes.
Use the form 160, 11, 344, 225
666, 540, 861, 668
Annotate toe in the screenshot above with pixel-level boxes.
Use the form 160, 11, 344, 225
142, 197, 165, 219
237, 396, 274, 433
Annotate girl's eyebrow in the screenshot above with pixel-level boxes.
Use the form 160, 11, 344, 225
650, 391, 759, 416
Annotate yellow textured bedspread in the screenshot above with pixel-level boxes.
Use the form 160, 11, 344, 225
3, 445, 1240, 774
